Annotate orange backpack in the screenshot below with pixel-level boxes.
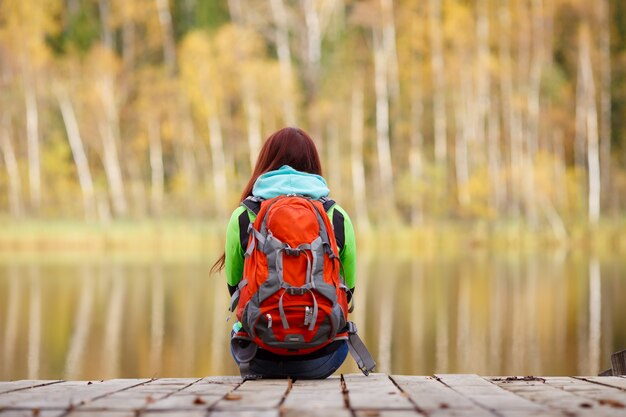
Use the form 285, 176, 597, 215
233, 195, 349, 355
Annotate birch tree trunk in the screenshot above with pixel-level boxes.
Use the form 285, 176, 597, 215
180, 101, 201, 213
499, 0, 521, 217
574, 50, 587, 171
454, 53, 471, 208
302, 0, 321, 102
0, 117, 22, 218
488, 95, 504, 214
373, 29, 396, 211
98, 0, 114, 49
228, 5, 263, 172
227, 0, 243, 22
381, 0, 400, 101
208, 113, 228, 215
155, 0, 177, 76
57, 89, 97, 220
597, 0, 612, 213
24, 81, 41, 213
244, 86, 262, 170
122, 12, 135, 72
475, 0, 490, 168
269, 0, 297, 125
429, 0, 447, 167
97, 78, 128, 217
522, 0, 544, 227
552, 130, 567, 208
148, 118, 164, 217
327, 121, 341, 199
514, 0, 535, 225
350, 73, 369, 229
579, 25, 601, 225
409, 44, 424, 225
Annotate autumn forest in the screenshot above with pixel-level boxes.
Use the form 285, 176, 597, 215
1, 0, 626, 235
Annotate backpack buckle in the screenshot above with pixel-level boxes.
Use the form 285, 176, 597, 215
286, 287, 306, 295
346, 321, 358, 334
284, 248, 301, 256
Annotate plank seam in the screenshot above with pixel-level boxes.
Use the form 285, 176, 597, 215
483, 376, 571, 415
573, 376, 626, 391
492, 377, 622, 413
0, 380, 65, 395
206, 378, 245, 416
340, 374, 357, 417
434, 375, 504, 417
276, 376, 293, 416
140, 377, 205, 412
387, 375, 427, 416
57, 378, 157, 415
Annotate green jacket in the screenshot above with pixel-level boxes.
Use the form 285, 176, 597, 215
224, 165, 356, 289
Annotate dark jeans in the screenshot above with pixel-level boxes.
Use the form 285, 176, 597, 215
230, 340, 349, 379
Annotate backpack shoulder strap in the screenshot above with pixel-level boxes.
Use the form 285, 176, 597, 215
238, 197, 263, 252
242, 196, 262, 214
320, 197, 345, 253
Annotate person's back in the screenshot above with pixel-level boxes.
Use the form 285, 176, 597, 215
212, 127, 374, 379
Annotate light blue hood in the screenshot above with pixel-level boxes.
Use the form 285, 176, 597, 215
252, 165, 330, 199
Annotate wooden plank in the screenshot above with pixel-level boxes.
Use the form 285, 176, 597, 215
144, 378, 199, 385
343, 373, 414, 410
2, 375, 625, 417
491, 376, 621, 417
392, 375, 495, 416
209, 411, 279, 417
576, 376, 626, 391
435, 374, 548, 416
77, 379, 192, 411
0, 411, 66, 417
146, 377, 238, 410
544, 376, 626, 408
281, 377, 345, 410
282, 410, 352, 417
539, 374, 626, 414
199, 377, 242, 385
354, 411, 422, 417
142, 412, 207, 417
145, 394, 223, 410
0, 380, 150, 409
0, 381, 63, 395
212, 379, 288, 411
65, 412, 135, 417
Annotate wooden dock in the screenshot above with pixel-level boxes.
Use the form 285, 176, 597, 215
1, 374, 626, 416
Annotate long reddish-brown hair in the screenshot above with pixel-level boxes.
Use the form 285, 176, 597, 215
211, 127, 323, 273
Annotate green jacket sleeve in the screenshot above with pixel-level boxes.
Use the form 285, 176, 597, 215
329, 204, 357, 290
224, 205, 246, 287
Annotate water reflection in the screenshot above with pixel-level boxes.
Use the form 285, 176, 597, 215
0, 251, 624, 379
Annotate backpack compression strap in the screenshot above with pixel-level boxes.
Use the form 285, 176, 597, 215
239, 197, 263, 252
320, 197, 345, 253
238, 196, 345, 253
346, 322, 376, 376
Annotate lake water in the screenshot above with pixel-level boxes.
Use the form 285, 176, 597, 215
1, 249, 624, 379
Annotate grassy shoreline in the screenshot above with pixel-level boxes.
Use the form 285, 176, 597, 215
1, 218, 625, 258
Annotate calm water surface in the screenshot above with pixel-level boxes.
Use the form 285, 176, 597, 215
0, 250, 624, 379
